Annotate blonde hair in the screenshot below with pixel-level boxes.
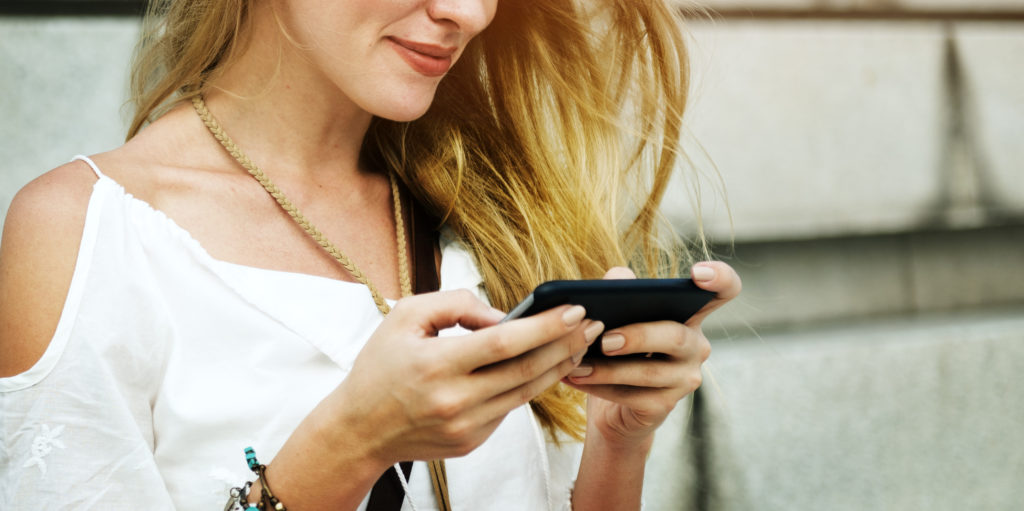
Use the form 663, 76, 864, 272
130, 0, 696, 440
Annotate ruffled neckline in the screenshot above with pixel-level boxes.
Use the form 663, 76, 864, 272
91, 174, 485, 370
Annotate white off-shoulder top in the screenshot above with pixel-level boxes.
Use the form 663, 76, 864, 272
0, 156, 582, 510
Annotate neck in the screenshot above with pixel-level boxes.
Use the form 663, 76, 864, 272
201, 4, 374, 182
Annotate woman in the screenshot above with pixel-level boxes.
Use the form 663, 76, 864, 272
0, 0, 740, 509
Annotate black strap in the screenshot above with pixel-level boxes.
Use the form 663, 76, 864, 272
365, 187, 440, 511
366, 461, 414, 511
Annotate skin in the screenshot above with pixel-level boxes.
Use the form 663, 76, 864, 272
0, 0, 742, 509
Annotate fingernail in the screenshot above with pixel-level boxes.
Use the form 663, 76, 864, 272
570, 364, 593, 378
562, 305, 586, 327
602, 333, 625, 353
571, 348, 587, 365
692, 265, 715, 282
583, 321, 605, 345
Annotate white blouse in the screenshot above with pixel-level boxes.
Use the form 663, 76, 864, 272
0, 156, 582, 510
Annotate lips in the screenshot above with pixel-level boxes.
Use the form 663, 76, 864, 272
387, 37, 456, 77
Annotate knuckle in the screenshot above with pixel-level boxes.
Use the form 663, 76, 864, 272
413, 352, 444, 380
641, 362, 659, 387
684, 369, 704, 393
452, 288, 478, 305
516, 369, 557, 406
671, 329, 687, 352
440, 417, 473, 442
488, 329, 516, 360
731, 271, 743, 295
451, 435, 480, 457
698, 334, 712, 362
556, 358, 577, 378
517, 355, 539, 381
427, 391, 465, 421
518, 384, 536, 407
656, 397, 677, 418
717, 266, 742, 299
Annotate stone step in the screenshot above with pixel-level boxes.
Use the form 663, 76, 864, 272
645, 305, 1024, 510
704, 224, 1024, 332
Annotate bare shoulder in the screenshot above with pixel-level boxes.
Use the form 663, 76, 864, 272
0, 159, 99, 377
0, 104, 215, 378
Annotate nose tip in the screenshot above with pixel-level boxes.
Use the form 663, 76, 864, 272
427, 0, 497, 35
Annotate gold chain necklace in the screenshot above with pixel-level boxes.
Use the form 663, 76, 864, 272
192, 95, 451, 510
191, 95, 411, 313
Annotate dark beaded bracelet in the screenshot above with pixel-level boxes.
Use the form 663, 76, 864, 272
243, 447, 287, 511
256, 463, 286, 511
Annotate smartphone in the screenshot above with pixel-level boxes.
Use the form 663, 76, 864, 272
501, 279, 715, 359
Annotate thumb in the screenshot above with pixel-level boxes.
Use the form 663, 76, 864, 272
686, 261, 742, 326
391, 289, 506, 335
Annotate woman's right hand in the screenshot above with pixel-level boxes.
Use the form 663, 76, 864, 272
267, 289, 602, 509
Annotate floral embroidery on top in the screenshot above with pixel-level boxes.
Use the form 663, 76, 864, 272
22, 424, 66, 475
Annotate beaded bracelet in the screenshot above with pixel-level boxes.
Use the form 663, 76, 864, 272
225, 447, 286, 511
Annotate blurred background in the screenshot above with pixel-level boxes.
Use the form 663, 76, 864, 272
1, 0, 1022, 509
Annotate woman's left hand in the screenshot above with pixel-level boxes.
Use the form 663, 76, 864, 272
563, 262, 741, 447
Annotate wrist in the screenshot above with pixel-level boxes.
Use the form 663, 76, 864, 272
261, 397, 394, 509
590, 428, 655, 459
308, 385, 396, 472
574, 429, 652, 510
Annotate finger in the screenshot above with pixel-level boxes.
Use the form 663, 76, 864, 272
598, 320, 703, 358
562, 380, 679, 411
687, 261, 742, 326
392, 289, 505, 334
449, 304, 589, 371
564, 358, 681, 388
603, 266, 637, 280
467, 319, 603, 398
473, 356, 582, 426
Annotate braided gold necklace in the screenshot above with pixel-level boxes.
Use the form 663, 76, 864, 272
191, 95, 411, 314
192, 96, 452, 511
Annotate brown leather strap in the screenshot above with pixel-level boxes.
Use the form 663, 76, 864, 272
365, 186, 440, 511
407, 190, 440, 294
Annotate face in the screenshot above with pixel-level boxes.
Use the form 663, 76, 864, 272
274, 0, 499, 122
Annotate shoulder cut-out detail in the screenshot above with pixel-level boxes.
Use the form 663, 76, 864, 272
0, 160, 101, 378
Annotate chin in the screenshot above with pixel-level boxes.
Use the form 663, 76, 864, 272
378, 103, 433, 123
360, 81, 440, 123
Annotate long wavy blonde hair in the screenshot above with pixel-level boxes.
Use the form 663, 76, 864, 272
129, 0, 697, 440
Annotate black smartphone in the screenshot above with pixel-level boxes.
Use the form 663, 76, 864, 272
501, 279, 716, 359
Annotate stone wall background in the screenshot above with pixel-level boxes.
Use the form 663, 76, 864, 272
648, 2, 1024, 509
1, 1, 1022, 509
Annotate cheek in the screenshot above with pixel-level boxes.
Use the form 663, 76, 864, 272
339, 59, 444, 122
486, 1, 499, 27
470, 1, 500, 39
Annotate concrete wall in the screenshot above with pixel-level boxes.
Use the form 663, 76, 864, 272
647, 2, 1024, 510
0, 16, 138, 223
1, 3, 1022, 510
667, 19, 1024, 241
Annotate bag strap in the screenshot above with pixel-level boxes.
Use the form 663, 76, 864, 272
366, 187, 443, 511
407, 191, 440, 295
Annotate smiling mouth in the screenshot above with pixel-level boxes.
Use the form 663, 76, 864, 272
387, 37, 456, 77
